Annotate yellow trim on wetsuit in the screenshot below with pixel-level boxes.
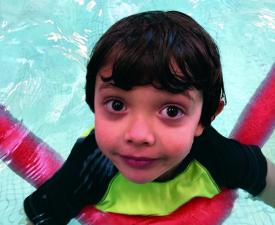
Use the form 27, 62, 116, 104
95, 160, 220, 216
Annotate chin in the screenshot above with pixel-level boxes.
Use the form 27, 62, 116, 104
122, 173, 154, 184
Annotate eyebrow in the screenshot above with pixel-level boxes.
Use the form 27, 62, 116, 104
99, 82, 115, 91
181, 90, 195, 102
98, 75, 197, 102
98, 75, 117, 90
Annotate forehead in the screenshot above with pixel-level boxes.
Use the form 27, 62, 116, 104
95, 68, 202, 105
97, 60, 113, 76
97, 55, 183, 77
93, 36, 202, 95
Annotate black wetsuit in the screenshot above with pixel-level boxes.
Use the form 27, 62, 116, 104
24, 126, 267, 225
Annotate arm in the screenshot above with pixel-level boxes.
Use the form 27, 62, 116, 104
24, 132, 117, 225
193, 126, 272, 205
258, 159, 275, 207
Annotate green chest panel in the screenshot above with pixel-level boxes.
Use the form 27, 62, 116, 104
95, 160, 220, 216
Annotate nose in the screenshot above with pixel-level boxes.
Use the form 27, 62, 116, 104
124, 116, 156, 146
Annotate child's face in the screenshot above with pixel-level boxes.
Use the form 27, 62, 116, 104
94, 62, 204, 183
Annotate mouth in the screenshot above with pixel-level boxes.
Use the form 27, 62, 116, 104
119, 155, 158, 169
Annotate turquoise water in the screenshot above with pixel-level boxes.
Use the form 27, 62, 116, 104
0, 0, 274, 224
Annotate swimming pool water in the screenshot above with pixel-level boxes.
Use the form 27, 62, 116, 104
0, 0, 274, 224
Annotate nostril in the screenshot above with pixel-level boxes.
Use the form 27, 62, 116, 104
124, 117, 156, 146
124, 131, 155, 146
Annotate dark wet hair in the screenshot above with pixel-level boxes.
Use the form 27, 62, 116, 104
86, 10, 226, 126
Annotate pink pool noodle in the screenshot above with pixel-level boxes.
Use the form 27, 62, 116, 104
231, 65, 275, 146
0, 105, 63, 187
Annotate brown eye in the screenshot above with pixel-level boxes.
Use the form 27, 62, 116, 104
167, 106, 180, 117
106, 99, 125, 112
160, 105, 184, 119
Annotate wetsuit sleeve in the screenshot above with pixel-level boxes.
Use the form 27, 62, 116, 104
192, 126, 268, 196
23, 131, 117, 225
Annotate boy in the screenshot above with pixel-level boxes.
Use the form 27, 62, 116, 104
24, 10, 275, 225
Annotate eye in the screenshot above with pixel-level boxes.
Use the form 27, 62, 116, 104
160, 105, 184, 119
105, 99, 125, 112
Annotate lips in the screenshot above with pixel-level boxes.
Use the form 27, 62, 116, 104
120, 155, 157, 169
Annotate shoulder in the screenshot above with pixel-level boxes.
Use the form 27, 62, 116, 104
192, 126, 261, 162
69, 130, 118, 177
191, 126, 267, 195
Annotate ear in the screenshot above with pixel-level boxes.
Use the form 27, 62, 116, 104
194, 100, 225, 137
211, 100, 224, 121
195, 123, 204, 137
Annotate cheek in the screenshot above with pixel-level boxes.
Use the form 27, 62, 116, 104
95, 128, 115, 160
94, 111, 122, 155
94, 115, 112, 150
161, 131, 194, 159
